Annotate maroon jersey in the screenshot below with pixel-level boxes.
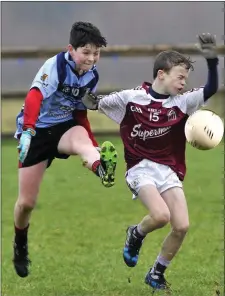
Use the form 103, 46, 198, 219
98, 83, 205, 181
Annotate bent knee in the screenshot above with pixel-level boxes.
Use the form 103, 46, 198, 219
172, 224, 189, 235
151, 210, 170, 227
58, 125, 93, 155
70, 125, 90, 140
17, 198, 37, 212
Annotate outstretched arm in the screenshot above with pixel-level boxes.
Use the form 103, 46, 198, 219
82, 89, 131, 124
181, 33, 219, 115
198, 33, 219, 101
203, 58, 218, 101
82, 91, 101, 111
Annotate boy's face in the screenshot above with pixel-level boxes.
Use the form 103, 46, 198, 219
68, 43, 100, 72
159, 64, 189, 96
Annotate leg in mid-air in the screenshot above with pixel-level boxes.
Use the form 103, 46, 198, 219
13, 160, 48, 277
57, 125, 118, 187
123, 184, 170, 268
145, 187, 189, 290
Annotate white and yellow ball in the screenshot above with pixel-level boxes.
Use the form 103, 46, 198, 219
185, 109, 224, 150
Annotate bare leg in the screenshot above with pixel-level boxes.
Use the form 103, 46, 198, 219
137, 185, 171, 234
13, 160, 47, 278
57, 125, 117, 187
123, 184, 170, 268
57, 125, 100, 170
152, 187, 189, 273
15, 160, 47, 228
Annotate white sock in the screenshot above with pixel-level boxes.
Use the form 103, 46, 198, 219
157, 255, 170, 267
137, 224, 146, 237
152, 255, 170, 273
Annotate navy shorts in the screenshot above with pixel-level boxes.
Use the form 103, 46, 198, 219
18, 120, 77, 168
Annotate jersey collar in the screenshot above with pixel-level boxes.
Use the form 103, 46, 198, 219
142, 81, 170, 100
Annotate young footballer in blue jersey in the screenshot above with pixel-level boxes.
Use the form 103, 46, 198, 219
13, 22, 117, 278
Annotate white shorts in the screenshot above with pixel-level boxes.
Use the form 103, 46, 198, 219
125, 159, 183, 199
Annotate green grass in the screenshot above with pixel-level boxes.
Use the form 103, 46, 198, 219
2, 138, 224, 296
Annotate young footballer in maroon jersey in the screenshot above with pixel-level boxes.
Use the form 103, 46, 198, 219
82, 33, 219, 290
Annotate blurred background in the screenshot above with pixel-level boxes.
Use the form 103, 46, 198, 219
2, 1, 224, 136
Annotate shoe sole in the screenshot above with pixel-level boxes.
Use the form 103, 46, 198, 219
100, 141, 117, 188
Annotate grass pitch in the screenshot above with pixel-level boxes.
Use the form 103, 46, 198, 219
1, 138, 224, 296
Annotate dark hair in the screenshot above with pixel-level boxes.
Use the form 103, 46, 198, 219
69, 22, 107, 49
153, 51, 194, 79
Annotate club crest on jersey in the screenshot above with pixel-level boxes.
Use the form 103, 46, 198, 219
167, 109, 177, 121
40, 73, 48, 81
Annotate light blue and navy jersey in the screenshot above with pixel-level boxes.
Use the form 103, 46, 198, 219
15, 51, 99, 137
